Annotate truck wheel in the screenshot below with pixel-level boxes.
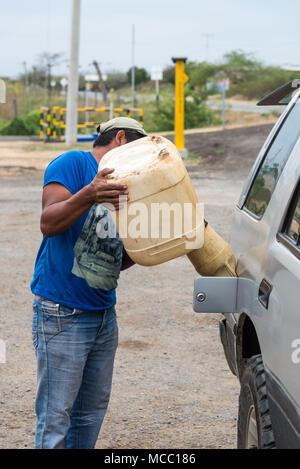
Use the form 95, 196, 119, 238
238, 355, 276, 449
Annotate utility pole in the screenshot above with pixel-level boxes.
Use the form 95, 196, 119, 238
151, 66, 163, 110
109, 88, 115, 120
221, 76, 227, 130
47, 62, 52, 101
22, 61, 28, 89
85, 81, 89, 134
66, 0, 81, 144
202, 34, 214, 62
92, 61, 108, 106
13, 82, 19, 118
131, 24, 136, 108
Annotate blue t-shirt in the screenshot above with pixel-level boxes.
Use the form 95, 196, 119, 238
31, 150, 119, 311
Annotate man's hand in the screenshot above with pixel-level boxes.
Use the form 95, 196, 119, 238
41, 169, 129, 238
87, 168, 129, 210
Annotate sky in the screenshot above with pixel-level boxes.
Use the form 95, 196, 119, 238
1, 0, 300, 78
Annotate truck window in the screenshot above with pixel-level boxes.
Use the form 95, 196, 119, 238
277, 184, 300, 259
244, 101, 300, 219
287, 197, 300, 244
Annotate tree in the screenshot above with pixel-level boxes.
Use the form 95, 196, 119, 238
19, 52, 65, 92
106, 72, 127, 90
223, 50, 262, 71
38, 52, 66, 96
162, 66, 175, 84
221, 50, 300, 99
188, 61, 221, 100
126, 67, 150, 86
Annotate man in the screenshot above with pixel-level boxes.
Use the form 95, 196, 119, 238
31, 117, 147, 449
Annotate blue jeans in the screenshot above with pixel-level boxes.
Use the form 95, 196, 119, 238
32, 295, 118, 449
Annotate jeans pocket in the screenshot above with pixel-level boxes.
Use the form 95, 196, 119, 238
41, 301, 78, 344
102, 307, 118, 343
105, 306, 117, 325
32, 304, 38, 350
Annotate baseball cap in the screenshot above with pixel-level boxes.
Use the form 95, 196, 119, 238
97, 117, 147, 137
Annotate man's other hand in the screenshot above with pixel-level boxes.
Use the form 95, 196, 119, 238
87, 168, 129, 210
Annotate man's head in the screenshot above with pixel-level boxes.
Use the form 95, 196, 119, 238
93, 117, 147, 151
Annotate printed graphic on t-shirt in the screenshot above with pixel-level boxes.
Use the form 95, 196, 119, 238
72, 204, 123, 291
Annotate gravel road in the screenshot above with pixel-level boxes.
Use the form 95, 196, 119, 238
0, 125, 271, 448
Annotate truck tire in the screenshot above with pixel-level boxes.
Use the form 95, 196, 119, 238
238, 355, 276, 449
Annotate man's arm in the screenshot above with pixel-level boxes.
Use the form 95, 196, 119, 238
41, 168, 128, 237
121, 248, 135, 271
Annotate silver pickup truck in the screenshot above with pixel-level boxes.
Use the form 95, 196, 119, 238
194, 80, 300, 449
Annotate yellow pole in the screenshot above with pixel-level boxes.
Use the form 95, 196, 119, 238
172, 57, 188, 154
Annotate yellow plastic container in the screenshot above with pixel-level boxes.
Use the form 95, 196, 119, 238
99, 135, 204, 266
187, 225, 237, 277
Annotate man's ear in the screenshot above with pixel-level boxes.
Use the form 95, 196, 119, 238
115, 130, 127, 146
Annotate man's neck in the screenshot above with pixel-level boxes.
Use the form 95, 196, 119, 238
91, 146, 111, 165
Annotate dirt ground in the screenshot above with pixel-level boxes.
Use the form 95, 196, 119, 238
0, 124, 273, 449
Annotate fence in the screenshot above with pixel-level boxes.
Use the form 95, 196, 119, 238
40, 106, 144, 142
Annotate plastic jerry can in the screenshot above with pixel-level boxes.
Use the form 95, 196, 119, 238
99, 135, 205, 266
187, 224, 237, 277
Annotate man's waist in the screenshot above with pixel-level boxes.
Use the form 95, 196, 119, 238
33, 294, 113, 314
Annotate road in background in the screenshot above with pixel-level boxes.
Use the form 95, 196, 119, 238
207, 98, 283, 115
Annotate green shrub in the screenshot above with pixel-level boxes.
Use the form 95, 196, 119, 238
149, 96, 220, 132
187, 62, 221, 100
185, 99, 220, 128
0, 119, 8, 131
149, 100, 174, 131
0, 118, 31, 135
22, 110, 40, 135
0, 110, 40, 135
127, 67, 150, 86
